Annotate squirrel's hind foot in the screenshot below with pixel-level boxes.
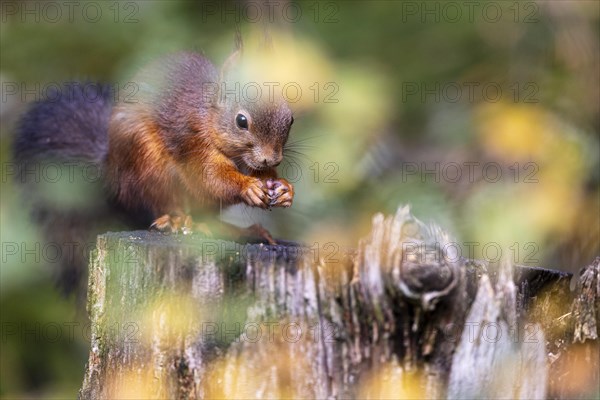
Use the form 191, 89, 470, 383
151, 215, 274, 245
151, 213, 193, 234
150, 213, 213, 237
222, 222, 277, 245
242, 223, 277, 245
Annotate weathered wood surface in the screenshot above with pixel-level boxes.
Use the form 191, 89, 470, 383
80, 207, 599, 399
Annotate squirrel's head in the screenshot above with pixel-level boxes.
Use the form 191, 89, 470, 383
213, 97, 293, 171
210, 31, 294, 171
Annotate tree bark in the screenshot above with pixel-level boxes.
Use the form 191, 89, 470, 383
80, 207, 599, 399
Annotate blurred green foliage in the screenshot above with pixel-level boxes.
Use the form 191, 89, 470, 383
1, 0, 599, 397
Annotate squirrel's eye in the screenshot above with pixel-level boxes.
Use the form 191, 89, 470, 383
236, 114, 248, 130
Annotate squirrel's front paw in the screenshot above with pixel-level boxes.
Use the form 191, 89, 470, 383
240, 178, 269, 209
267, 178, 294, 208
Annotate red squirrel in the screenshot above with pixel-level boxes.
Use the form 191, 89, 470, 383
13, 37, 294, 295
106, 41, 294, 239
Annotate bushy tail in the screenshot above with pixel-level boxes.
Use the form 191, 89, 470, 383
12, 83, 117, 296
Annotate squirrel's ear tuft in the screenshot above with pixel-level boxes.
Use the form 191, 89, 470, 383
260, 26, 273, 54
234, 24, 243, 53
219, 27, 244, 83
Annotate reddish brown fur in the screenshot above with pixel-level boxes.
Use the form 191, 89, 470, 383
105, 51, 294, 229
12, 50, 294, 295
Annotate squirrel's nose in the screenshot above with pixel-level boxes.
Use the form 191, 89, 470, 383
263, 159, 280, 168
264, 154, 282, 168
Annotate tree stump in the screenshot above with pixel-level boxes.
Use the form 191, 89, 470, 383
80, 206, 599, 399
